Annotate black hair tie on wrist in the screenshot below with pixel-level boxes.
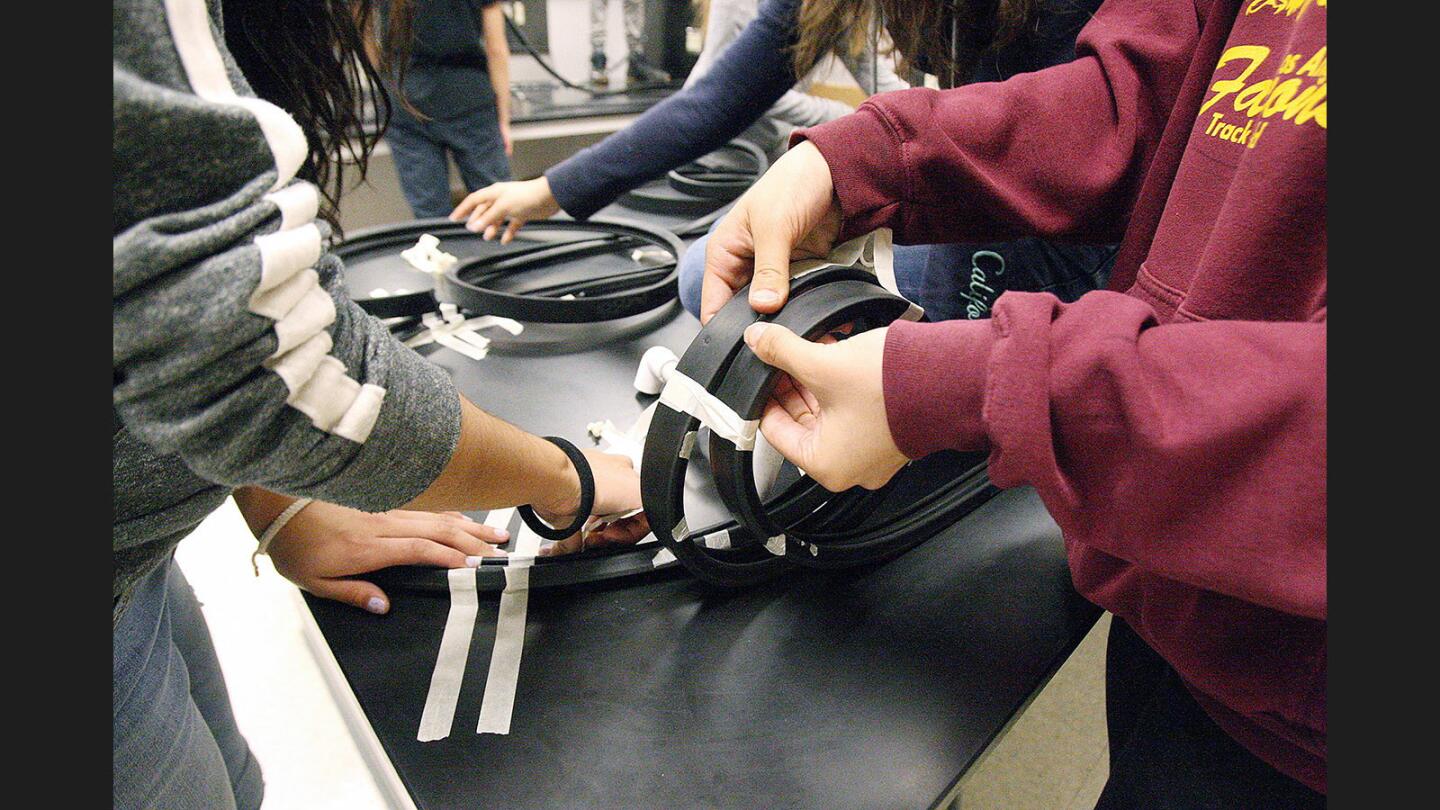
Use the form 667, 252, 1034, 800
518, 436, 596, 542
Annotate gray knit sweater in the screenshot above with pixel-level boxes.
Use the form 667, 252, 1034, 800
113, 0, 461, 622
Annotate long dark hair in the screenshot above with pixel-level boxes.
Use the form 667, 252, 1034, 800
221, 0, 413, 232
792, 0, 1038, 87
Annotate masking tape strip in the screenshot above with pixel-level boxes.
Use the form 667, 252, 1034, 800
788, 229, 910, 303
678, 430, 697, 460
652, 546, 677, 567
658, 371, 757, 450
476, 522, 542, 735
416, 567, 478, 741
702, 529, 732, 550
752, 431, 785, 499
764, 534, 787, 556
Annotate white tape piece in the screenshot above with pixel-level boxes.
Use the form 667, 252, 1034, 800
652, 546, 677, 567
658, 371, 758, 450
672, 517, 689, 542
764, 535, 787, 556
416, 567, 479, 742
466, 315, 524, 336
404, 309, 521, 359
476, 523, 542, 735
587, 418, 644, 471
400, 234, 458, 274
787, 229, 925, 320
702, 530, 732, 550
752, 430, 785, 498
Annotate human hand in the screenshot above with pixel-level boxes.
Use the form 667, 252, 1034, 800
700, 140, 842, 324
742, 322, 909, 492
265, 502, 509, 614
500, 118, 514, 156
532, 449, 652, 556
449, 176, 560, 243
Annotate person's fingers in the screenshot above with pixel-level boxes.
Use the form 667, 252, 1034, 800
772, 374, 817, 426
306, 577, 392, 615
471, 196, 513, 236
758, 398, 815, 475
453, 186, 499, 223
373, 537, 474, 570
743, 323, 821, 385
500, 218, 525, 244
384, 514, 509, 548
699, 213, 756, 324
699, 270, 736, 326
747, 217, 794, 314
538, 532, 586, 557
586, 514, 651, 546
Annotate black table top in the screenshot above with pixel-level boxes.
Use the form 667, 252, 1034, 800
315, 206, 1094, 801
308, 219, 1100, 809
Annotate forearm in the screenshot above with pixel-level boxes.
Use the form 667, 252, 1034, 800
483, 5, 511, 127
233, 396, 579, 525
402, 396, 578, 515
884, 291, 1327, 619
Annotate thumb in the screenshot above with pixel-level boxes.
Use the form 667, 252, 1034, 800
744, 323, 819, 380
308, 577, 391, 615
747, 220, 794, 314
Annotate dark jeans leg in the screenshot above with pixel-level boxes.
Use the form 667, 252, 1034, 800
1096, 618, 1325, 809
385, 106, 455, 219
438, 107, 512, 193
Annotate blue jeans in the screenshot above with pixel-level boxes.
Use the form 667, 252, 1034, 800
386, 100, 512, 219
676, 225, 948, 319
113, 559, 264, 810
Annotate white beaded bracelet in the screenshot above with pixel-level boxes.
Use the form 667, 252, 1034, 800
251, 497, 315, 576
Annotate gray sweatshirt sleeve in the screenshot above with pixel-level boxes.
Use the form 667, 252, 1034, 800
113, 0, 459, 512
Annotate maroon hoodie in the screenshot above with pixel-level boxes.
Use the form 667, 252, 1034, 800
795, 0, 1326, 792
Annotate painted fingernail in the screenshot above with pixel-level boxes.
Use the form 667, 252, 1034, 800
752, 289, 780, 305
365, 597, 388, 614
493, 529, 510, 540
744, 322, 770, 346
465, 555, 487, 567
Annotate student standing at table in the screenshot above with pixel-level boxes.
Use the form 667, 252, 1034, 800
380, 0, 514, 218
114, 1, 644, 806
705, 0, 1327, 805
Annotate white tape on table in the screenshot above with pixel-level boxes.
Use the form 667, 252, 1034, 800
476, 518, 542, 735
416, 567, 479, 741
